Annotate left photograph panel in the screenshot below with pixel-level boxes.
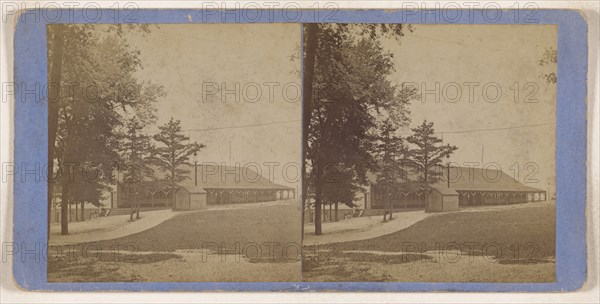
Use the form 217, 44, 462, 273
46, 23, 302, 282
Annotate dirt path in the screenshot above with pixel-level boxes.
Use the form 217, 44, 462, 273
49, 199, 297, 244
49, 209, 184, 244
303, 201, 553, 246
303, 211, 430, 246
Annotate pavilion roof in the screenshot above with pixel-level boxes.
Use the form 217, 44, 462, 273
151, 164, 294, 192
367, 165, 545, 193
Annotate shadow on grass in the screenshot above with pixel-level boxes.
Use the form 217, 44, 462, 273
48, 252, 182, 282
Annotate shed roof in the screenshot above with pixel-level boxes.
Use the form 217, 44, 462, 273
433, 186, 459, 195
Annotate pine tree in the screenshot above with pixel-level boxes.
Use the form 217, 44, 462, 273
374, 119, 408, 221
406, 121, 458, 212
121, 118, 156, 221
152, 118, 205, 202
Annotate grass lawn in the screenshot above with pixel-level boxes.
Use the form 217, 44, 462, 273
336, 203, 555, 260
303, 203, 556, 282
91, 202, 302, 255
48, 201, 302, 282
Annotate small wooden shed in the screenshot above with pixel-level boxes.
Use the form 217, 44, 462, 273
429, 186, 459, 212
175, 188, 207, 211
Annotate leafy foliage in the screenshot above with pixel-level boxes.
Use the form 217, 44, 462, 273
374, 119, 409, 185
373, 119, 409, 218
49, 24, 164, 233
121, 119, 156, 184
304, 24, 414, 234
120, 118, 158, 220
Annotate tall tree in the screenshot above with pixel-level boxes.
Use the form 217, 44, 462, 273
152, 118, 205, 201
68, 163, 111, 222
405, 121, 458, 212
321, 165, 361, 222
121, 118, 156, 221
374, 119, 409, 221
305, 24, 413, 235
49, 25, 163, 234
47, 24, 65, 234
301, 24, 319, 238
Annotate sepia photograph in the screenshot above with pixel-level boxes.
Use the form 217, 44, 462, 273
301, 24, 557, 283
46, 23, 303, 282
2, 2, 595, 300
44, 22, 559, 284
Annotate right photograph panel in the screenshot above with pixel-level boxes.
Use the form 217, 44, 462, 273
301, 24, 557, 283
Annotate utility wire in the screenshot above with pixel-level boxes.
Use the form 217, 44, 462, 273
145, 120, 553, 135
395, 122, 555, 136
182, 119, 301, 132
439, 122, 555, 134
144, 119, 300, 134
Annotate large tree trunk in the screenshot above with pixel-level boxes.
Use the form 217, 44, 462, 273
383, 187, 388, 222
60, 184, 68, 234
334, 202, 338, 222
130, 205, 135, 221
75, 203, 78, 221
48, 24, 65, 237
423, 169, 430, 212
389, 193, 393, 220
302, 23, 319, 239
136, 201, 140, 219
80, 201, 85, 221
314, 181, 323, 235
424, 189, 430, 212
130, 186, 135, 221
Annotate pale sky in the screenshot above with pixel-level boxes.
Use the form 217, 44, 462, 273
125, 24, 302, 188
383, 24, 557, 192
119, 23, 555, 192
